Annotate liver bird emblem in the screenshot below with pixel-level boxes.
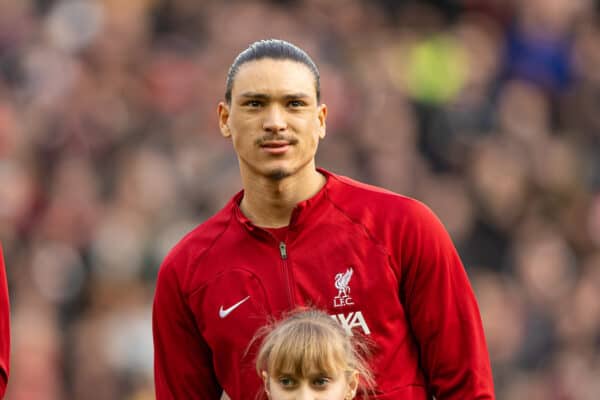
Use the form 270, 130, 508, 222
334, 268, 354, 307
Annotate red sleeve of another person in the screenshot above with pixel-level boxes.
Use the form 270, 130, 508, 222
0, 245, 9, 398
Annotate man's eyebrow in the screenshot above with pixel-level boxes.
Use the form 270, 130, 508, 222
282, 93, 312, 100
239, 92, 270, 100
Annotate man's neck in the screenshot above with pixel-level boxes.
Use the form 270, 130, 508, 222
239, 166, 326, 228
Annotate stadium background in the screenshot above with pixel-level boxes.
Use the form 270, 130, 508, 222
1, 0, 600, 398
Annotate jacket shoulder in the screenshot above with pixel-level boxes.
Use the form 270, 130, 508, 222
325, 172, 446, 252
158, 201, 235, 290
326, 173, 431, 220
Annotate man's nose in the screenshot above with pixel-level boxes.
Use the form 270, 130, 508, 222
263, 105, 287, 133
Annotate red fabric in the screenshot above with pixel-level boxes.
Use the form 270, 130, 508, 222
0, 245, 9, 398
153, 169, 495, 399
263, 226, 289, 243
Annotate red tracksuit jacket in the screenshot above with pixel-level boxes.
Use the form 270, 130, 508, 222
0, 245, 10, 398
153, 169, 494, 399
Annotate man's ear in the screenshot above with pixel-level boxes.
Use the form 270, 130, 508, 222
261, 371, 271, 398
218, 102, 231, 138
317, 103, 327, 139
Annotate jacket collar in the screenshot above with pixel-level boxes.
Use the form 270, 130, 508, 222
232, 168, 333, 237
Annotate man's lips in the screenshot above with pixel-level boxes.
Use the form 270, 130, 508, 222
261, 140, 290, 148
260, 140, 291, 154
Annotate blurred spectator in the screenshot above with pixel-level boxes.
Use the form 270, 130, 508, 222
502, 0, 579, 95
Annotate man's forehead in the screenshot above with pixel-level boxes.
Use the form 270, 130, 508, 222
235, 58, 314, 76
231, 58, 316, 97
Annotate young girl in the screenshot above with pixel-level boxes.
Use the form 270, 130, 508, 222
255, 309, 375, 400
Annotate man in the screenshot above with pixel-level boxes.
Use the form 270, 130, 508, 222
0, 245, 9, 398
153, 39, 494, 399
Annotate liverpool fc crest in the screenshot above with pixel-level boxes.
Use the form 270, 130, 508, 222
334, 268, 354, 307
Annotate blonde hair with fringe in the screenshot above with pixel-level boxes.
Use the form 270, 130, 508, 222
254, 309, 375, 398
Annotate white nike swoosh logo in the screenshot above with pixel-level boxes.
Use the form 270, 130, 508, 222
219, 296, 250, 318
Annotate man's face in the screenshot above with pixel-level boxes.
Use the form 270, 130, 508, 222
218, 59, 326, 181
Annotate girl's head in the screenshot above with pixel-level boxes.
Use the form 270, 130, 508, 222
255, 309, 374, 400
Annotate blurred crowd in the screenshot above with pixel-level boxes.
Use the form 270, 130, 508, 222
1, 0, 600, 399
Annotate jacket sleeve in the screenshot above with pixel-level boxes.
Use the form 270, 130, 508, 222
153, 259, 221, 399
0, 244, 10, 399
400, 202, 495, 399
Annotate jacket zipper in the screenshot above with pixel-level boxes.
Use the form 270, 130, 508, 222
279, 242, 287, 259
279, 242, 294, 307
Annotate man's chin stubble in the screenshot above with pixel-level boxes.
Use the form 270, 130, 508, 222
266, 169, 292, 181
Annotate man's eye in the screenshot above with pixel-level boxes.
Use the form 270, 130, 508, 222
288, 100, 305, 107
245, 100, 262, 107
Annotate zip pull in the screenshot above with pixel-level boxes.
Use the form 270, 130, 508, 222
279, 242, 287, 260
